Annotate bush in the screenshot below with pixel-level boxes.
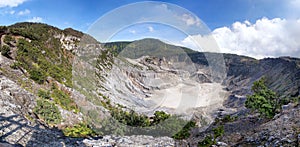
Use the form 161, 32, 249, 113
197, 125, 224, 147
110, 108, 150, 127
215, 115, 237, 124
152, 111, 170, 125
4, 35, 13, 45
51, 88, 78, 112
33, 99, 62, 124
10, 62, 20, 69
38, 89, 51, 99
172, 121, 196, 140
63, 123, 97, 138
96, 117, 127, 136
29, 68, 47, 84
198, 135, 214, 147
213, 125, 224, 139
245, 77, 277, 118
1, 45, 11, 58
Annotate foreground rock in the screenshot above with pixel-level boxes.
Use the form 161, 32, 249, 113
189, 103, 300, 146
0, 112, 175, 147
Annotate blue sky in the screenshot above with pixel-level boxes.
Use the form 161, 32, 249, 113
1, 0, 300, 58
0, 0, 291, 31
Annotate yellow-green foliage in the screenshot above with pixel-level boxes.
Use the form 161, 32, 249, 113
152, 111, 171, 125
38, 89, 51, 99
51, 88, 78, 112
63, 123, 97, 138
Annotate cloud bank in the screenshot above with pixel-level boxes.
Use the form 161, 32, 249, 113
0, 0, 27, 7
182, 18, 300, 59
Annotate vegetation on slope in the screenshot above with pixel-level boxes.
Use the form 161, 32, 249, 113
0, 22, 81, 111
245, 77, 278, 118
197, 125, 225, 147
0, 45, 11, 58
0, 23, 78, 87
63, 123, 97, 138
34, 98, 62, 125
0, 23, 91, 138
97, 93, 196, 138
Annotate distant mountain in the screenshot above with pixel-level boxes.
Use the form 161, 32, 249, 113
104, 38, 300, 100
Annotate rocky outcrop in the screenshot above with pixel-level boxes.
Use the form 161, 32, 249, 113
0, 75, 36, 117
232, 103, 300, 146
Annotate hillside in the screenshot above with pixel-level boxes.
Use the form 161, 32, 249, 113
0, 22, 300, 146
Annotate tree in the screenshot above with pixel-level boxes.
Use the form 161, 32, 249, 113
245, 77, 277, 118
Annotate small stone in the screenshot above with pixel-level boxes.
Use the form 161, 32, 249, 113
268, 136, 274, 142
217, 141, 228, 146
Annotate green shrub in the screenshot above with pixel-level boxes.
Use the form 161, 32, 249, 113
4, 35, 13, 45
0, 26, 7, 32
172, 121, 196, 140
10, 62, 20, 69
51, 88, 78, 112
279, 96, 300, 107
215, 115, 237, 124
245, 77, 278, 118
222, 115, 236, 122
96, 117, 127, 136
33, 99, 62, 124
198, 135, 214, 147
1, 45, 11, 58
29, 68, 47, 84
197, 125, 224, 147
152, 111, 170, 125
38, 89, 51, 99
110, 108, 150, 127
213, 125, 224, 139
63, 123, 97, 138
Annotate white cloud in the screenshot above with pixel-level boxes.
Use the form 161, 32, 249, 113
129, 30, 136, 34
182, 17, 300, 59
27, 17, 43, 23
17, 9, 30, 15
4, 10, 15, 15
148, 26, 154, 32
289, 0, 300, 7
0, 0, 27, 7
287, 0, 300, 18
10, 10, 15, 15
181, 13, 201, 26
182, 34, 220, 53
